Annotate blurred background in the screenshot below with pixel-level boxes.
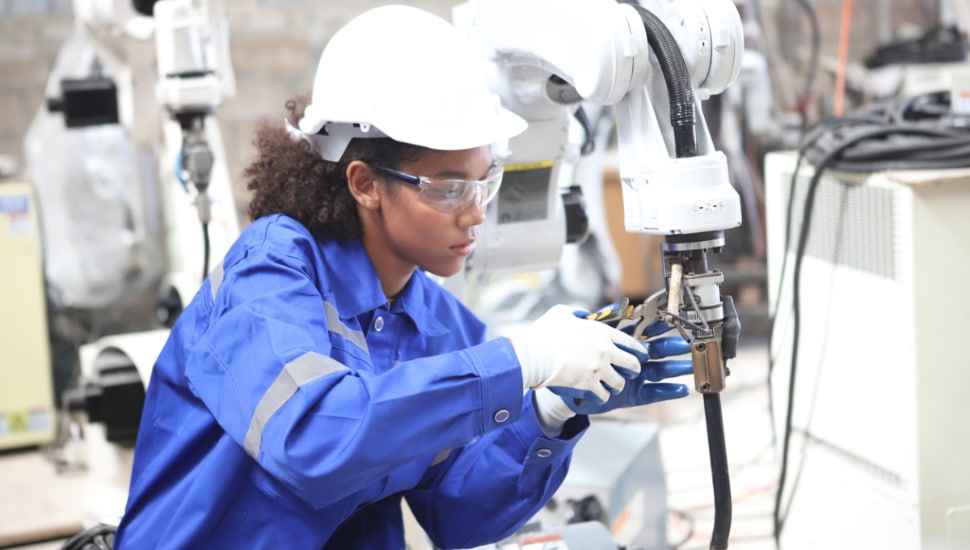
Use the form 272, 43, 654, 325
1, 1, 969, 549
0, 0, 959, 335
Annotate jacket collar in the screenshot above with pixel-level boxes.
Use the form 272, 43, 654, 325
320, 239, 449, 337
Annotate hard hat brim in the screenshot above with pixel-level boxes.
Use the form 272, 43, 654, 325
298, 104, 527, 153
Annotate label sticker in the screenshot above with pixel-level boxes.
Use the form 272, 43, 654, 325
28, 408, 49, 432
1, 195, 32, 237
5, 212, 31, 237
0, 195, 28, 214
8, 411, 27, 432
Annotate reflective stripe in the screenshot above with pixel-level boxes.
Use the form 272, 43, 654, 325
209, 261, 224, 300
243, 351, 349, 459
430, 449, 452, 467
323, 300, 369, 353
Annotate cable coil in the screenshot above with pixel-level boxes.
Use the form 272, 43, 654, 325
801, 90, 970, 173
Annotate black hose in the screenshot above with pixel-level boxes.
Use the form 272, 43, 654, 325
60, 523, 115, 550
624, 4, 730, 548
704, 393, 732, 550
573, 106, 597, 155
618, 4, 731, 547
626, 3, 698, 157
202, 220, 211, 283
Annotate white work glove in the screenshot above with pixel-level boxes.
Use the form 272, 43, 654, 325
532, 387, 576, 437
508, 304, 643, 403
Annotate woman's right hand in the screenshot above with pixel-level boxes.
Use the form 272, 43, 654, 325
507, 304, 644, 403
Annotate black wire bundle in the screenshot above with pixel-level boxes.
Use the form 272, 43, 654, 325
863, 25, 968, 69
800, 90, 970, 173
770, 88, 970, 548
60, 523, 115, 550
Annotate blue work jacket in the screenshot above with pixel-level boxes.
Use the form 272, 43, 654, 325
114, 214, 589, 549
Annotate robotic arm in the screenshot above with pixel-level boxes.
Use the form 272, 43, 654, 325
150, 0, 240, 307
455, 0, 743, 392
152, 0, 228, 228
454, 1, 745, 547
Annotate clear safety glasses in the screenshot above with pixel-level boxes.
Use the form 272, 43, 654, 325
372, 163, 504, 213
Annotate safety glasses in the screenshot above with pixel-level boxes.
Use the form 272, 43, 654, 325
372, 163, 504, 213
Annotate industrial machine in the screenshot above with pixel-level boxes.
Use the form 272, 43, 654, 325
26, 0, 240, 321
21, 0, 241, 527
0, 179, 57, 451
765, 150, 970, 549
452, 1, 744, 546
529, 420, 670, 549
49, 0, 747, 547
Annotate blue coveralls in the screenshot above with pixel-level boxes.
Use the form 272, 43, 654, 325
114, 214, 589, 549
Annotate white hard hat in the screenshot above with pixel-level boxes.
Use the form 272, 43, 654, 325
297, 5, 527, 161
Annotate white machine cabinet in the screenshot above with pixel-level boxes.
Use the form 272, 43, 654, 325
765, 151, 970, 550
0, 179, 56, 450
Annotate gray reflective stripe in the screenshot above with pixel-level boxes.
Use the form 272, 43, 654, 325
430, 449, 452, 467
323, 300, 368, 353
243, 351, 349, 459
209, 261, 224, 300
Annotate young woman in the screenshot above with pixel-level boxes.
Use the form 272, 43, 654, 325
113, 5, 692, 548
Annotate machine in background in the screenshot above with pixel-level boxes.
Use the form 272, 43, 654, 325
0, 178, 56, 451
22, 0, 241, 527
765, 150, 970, 550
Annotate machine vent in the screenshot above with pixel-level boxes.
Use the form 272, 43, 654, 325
778, 170, 898, 280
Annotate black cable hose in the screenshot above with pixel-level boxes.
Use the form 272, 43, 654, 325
771, 150, 829, 548
863, 25, 968, 69
768, 112, 898, 378
771, 130, 870, 544
772, 124, 907, 544
641, 8, 697, 158
620, 5, 732, 548
202, 220, 211, 283
573, 106, 597, 156
621, 1, 698, 157
704, 393, 732, 550
801, 95, 970, 173
59, 523, 115, 550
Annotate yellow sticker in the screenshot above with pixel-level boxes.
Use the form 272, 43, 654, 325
504, 160, 555, 172
9, 411, 27, 432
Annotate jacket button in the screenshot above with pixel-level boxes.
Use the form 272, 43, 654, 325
374, 316, 384, 332
536, 448, 552, 458
493, 409, 510, 423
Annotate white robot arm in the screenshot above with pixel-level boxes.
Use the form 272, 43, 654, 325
149, 0, 241, 314
69, 0, 240, 320
454, 1, 745, 547
455, 0, 743, 237
454, 0, 744, 375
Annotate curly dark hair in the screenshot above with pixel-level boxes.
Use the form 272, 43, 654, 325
244, 95, 428, 241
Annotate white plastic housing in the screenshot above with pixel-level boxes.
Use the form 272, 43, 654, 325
154, 0, 223, 113
469, 116, 572, 279
614, 74, 741, 235
618, 151, 742, 235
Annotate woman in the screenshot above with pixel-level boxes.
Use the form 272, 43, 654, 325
113, 5, 691, 548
